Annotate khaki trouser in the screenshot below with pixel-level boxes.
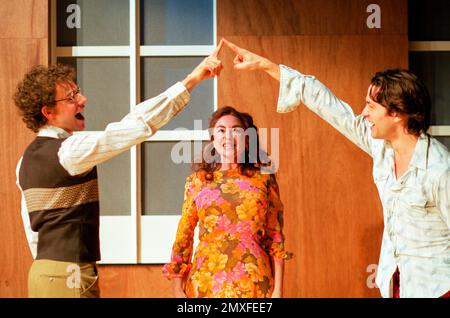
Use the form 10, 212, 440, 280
28, 259, 100, 298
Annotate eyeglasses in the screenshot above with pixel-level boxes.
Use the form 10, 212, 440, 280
54, 87, 81, 103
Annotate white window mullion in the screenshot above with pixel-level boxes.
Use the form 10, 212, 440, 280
409, 41, 450, 52
147, 130, 209, 141
140, 45, 214, 56
213, 0, 218, 111
98, 0, 138, 265
129, 0, 140, 264
55, 46, 130, 57
430, 126, 450, 136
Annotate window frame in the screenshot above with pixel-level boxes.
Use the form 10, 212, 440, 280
50, 0, 216, 264
409, 41, 450, 138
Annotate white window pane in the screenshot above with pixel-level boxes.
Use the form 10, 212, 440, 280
57, 57, 130, 130
58, 57, 131, 216
97, 151, 131, 216
140, 0, 213, 45
57, 0, 129, 46
142, 141, 199, 215
141, 57, 214, 130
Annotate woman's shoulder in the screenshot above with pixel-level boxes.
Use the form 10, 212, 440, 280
257, 171, 280, 190
252, 168, 277, 180
186, 171, 201, 183
186, 170, 212, 184
183, 172, 207, 197
242, 168, 279, 188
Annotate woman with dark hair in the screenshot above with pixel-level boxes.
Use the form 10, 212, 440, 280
163, 106, 291, 298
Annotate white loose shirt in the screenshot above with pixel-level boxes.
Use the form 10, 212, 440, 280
277, 65, 450, 298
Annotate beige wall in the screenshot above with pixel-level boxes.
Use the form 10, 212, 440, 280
0, 0, 48, 297
0, 0, 407, 297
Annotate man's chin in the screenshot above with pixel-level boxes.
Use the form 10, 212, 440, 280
371, 132, 385, 140
74, 125, 85, 132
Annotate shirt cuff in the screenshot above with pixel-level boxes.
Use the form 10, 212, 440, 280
171, 81, 191, 106
277, 64, 301, 114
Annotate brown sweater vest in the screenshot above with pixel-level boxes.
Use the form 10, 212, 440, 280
19, 137, 100, 262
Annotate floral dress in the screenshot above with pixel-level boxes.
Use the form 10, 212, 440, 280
163, 168, 291, 298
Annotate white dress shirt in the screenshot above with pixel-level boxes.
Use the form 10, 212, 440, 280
17, 82, 190, 259
277, 65, 450, 298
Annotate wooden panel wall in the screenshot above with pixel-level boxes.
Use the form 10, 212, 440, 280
217, 0, 408, 297
0, 0, 172, 298
0, 0, 48, 297
1, 0, 407, 298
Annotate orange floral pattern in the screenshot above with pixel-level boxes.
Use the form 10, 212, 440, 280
162, 168, 291, 298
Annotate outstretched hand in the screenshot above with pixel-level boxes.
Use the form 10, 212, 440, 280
222, 38, 280, 81
182, 38, 280, 91
223, 38, 266, 71
182, 39, 224, 91
198, 38, 225, 78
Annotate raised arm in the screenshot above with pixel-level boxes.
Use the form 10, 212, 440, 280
222, 38, 375, 156
59, 42, 224, 176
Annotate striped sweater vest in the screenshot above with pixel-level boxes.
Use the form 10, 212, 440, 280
19, 137, 100, 262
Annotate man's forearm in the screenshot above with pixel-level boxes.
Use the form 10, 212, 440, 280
261, 60, 281, 82
59, 82, 189, 176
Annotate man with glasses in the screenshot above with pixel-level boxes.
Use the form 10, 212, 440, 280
14, 42, 224, 298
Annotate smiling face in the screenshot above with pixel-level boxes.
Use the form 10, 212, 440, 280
42, 81, 87, 134
362, 84, 403, 140
212, 115, 246, 164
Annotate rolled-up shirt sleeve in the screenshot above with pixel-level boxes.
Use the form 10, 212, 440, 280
277, 64, 374, 156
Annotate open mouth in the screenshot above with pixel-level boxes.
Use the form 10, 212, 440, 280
75, 112, 85, 120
